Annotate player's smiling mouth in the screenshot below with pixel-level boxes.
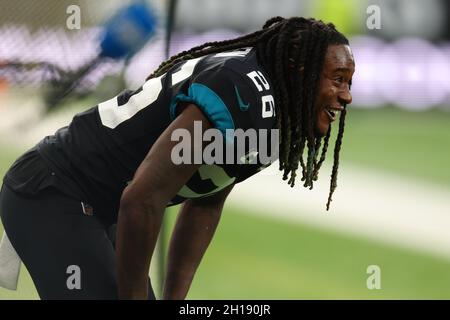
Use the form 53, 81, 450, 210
324, 105, 344, 122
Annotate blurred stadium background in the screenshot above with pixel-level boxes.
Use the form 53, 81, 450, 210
1, 0, 450, 299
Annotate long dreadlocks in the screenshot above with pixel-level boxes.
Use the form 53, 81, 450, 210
147, 17, 350, 210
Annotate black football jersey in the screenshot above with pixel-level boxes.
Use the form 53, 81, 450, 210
4, 47, 278, 224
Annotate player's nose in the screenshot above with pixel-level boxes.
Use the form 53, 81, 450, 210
339, 88, 352, 105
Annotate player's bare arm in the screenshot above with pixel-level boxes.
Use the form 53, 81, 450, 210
163, 184, 234, 300
116, 103, 212, 299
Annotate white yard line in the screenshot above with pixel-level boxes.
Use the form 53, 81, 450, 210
228, 162, 450, 260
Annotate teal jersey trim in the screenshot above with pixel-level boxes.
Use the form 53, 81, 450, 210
170, 83, 235, 142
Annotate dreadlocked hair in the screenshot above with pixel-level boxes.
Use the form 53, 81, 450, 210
146, 17, 349, 210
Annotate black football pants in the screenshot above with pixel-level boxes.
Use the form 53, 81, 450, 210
0, 184, 156, 300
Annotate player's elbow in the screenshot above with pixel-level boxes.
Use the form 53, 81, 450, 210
119, 184, 164, 218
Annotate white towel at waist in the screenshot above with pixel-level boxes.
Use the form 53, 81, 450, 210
0, 231, 21, 290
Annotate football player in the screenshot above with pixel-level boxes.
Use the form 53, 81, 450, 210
0, 17, 354, 299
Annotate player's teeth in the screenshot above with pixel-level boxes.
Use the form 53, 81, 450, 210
327, 108, 340, 117
326, 110, 334, 119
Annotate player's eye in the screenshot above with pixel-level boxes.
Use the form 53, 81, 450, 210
333, 76, 344, 84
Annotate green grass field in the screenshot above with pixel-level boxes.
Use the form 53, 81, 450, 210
183, 208, 450, 299
341, 107, 450, 186
0, 106, 449, 299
